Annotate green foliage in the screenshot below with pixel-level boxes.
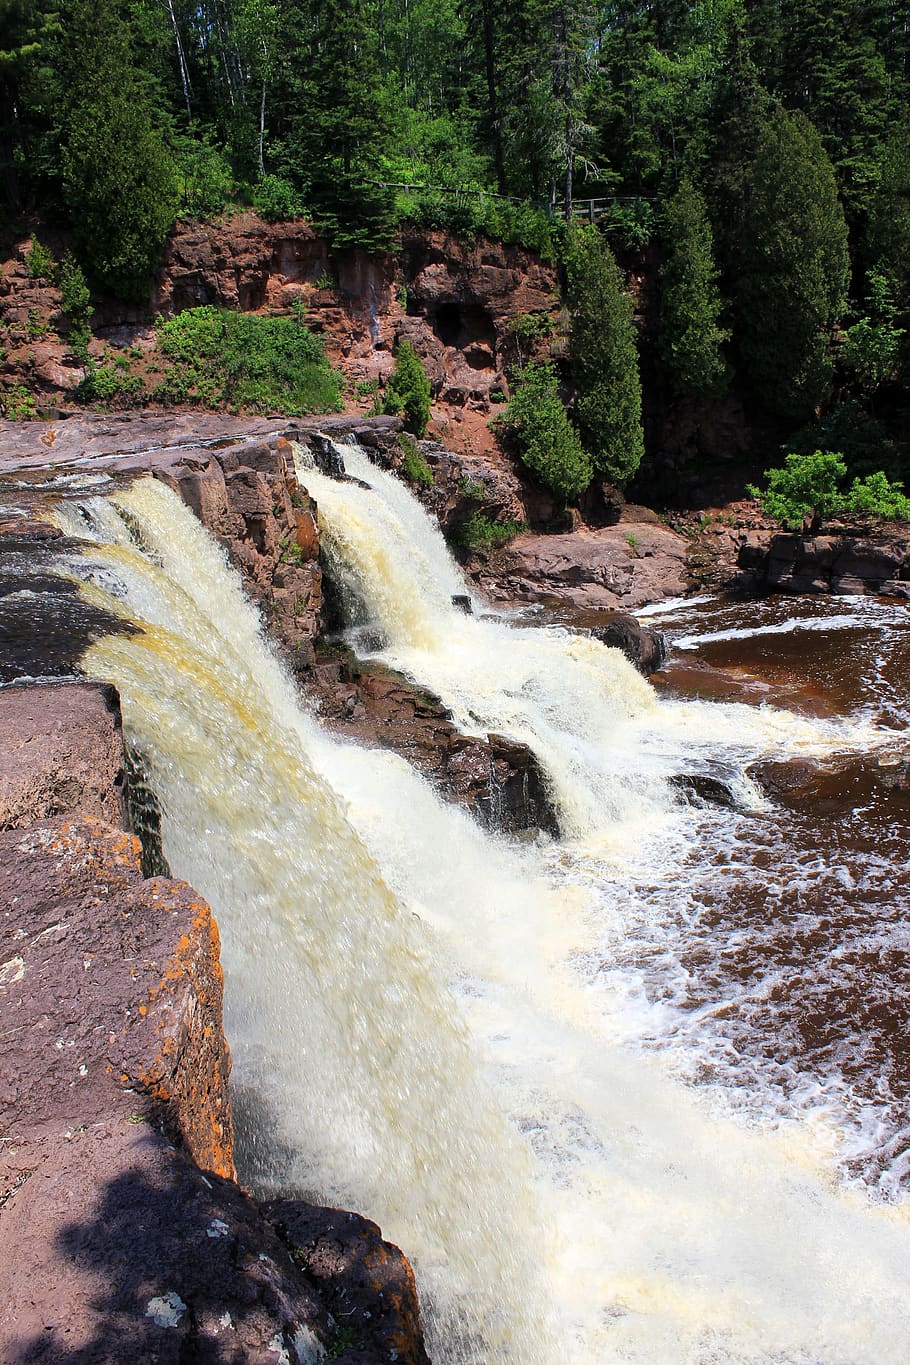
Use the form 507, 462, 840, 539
658, 180, 729, 399
173, 133, 233, 217
733, 107, 850, 418
384, 340, 431, 436
60, 0, 179, 302
458, 476, 486, 501
842, 272, 905, 391
747, 451, 847, 530
563, 225, 644, 487
76, 364, 145, 406
501, 361, 592, 504
393, 188, 560, 259
458, 512, 526, 553
27, 309, 46, 340
26, 235, 55, 280
845, 470, 910, 519
0, 383, 37, 420
59, 251, 93, 365
154, 307, 343, 414
750, 451, 910, 527
398, 433, 434, 486
253, 174, 306, 222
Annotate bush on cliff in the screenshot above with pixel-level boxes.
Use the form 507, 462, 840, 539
748, 450, 910, 529
384, 340, 432, 435
154, 308, 343, 414
501, 361, 592, 504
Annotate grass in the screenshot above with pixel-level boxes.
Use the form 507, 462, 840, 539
458, 511, 526, 553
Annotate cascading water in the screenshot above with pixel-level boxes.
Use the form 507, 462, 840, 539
52, 471, 910, 1363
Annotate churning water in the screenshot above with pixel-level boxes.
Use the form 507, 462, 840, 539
50, 455, 910, 1364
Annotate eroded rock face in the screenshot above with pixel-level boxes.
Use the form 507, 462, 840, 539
308, 654, 559, 836
735, 530, 910, 596
0, 682, 128, 829
0, 686, 431, 1363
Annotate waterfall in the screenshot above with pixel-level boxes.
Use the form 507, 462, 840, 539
53, 477, 910, 1364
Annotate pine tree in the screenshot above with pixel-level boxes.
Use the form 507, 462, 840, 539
60, 0, 178, 300
658, 178, 729, 398
564, 224, 644, 486
733, 107, 849, 418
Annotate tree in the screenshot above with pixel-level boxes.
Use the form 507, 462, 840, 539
60, 0, 178, 300
501, 361, 592, 503
747, 450, 847, 530
563, 224, 644, 486
658, 178, 728, 398
733, 106, 849, 418
384, 340, 432, 436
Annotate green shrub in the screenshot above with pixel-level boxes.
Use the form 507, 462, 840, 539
0, 383, 37, 420
458, 512, 526, 553
27, 309, 47, 340
749, 451, 910, 527
174, 134, 234, 217
384, 339, 431, 435
26, 235, 56, 280
392, 188, 560, 260
747, 451, 847, 530
59, 252, 93, 365
501, 361, 592, 504
253, 174, 307, 222
399, 432, 434, 486
76, 364, 145, 405
154, 307, 343, 414
845, 470, 910, 519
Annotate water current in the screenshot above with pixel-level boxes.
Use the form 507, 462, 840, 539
47, 450, 910, 1364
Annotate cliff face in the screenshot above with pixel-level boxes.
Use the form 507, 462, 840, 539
0, 681, 429, 1365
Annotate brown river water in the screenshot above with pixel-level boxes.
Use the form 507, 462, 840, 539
604, 591, 910, 1196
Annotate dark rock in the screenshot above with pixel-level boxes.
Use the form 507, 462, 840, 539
590, 614, 667, 675
306, 652, 560, 836
265, 1200, 431, 1365
669, 772, 737, 807
0, 518, 62, 542
309, 431, 347, 479
452, 593, 473, 614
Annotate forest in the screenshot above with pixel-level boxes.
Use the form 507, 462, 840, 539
2, 0, 909, 491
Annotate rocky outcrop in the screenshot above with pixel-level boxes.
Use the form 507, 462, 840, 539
476, 519, 690, 611
0, 684, 430, 1364
0, 683, 128, 828
735, 529, 910, 597
308, 653, 558, 836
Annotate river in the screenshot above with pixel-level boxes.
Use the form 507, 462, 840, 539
44, 452, 910, 1363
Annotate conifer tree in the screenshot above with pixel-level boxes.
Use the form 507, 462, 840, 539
658, 179, 729, 399
60, 0, 178, 300
733, 107, 849, 418
563, 224, 644, 486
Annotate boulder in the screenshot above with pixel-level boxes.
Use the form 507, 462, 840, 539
590, 613, 667, 675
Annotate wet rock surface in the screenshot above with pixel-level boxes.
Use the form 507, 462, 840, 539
589, 614, 667, 676
307, 652, 559, 836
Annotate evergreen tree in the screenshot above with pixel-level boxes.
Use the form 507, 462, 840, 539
867, 123, 910, 312
563, 224, 644, 486
733, 107, 849, 418
658, 177, 728, 398
60, 0, 178, 300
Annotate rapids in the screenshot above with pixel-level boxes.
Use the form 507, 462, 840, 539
49, 462, 910, 1364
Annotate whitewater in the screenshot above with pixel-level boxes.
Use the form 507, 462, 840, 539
51, 454, 910, 1364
